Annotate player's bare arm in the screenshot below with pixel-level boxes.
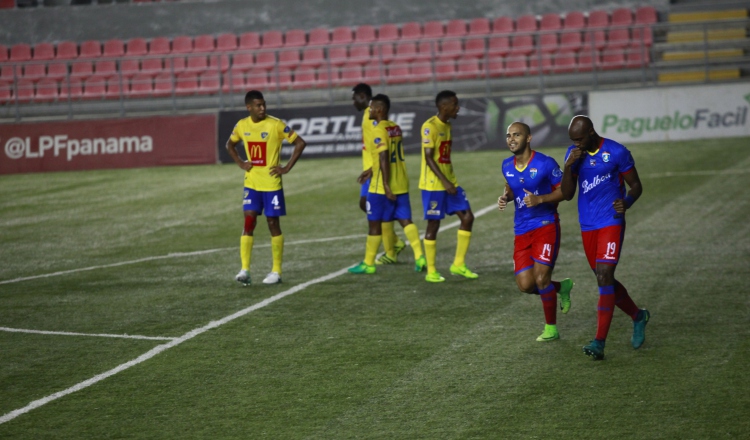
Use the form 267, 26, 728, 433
357, 168, 373, 184
226, 138, 252, 171
613, 166, 643, 214
523, 186, 563, 208
424, 147, 457, 194
270, 135, 307, 177
561, 149, 582, 201
379, 149, 396, 201
498, 183, 513, 211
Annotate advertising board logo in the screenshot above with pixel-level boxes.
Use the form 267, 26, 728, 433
3, 135, 153, 161
4, 137, 26, 160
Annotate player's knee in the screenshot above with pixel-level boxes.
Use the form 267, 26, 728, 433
243, 215, 257, 235
516, 279, 536, 294
595, 267, 614, 286
462, 211, 474, 227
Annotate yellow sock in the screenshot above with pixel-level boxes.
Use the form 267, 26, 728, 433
403, 223, 423, 260
240, 235, 253, 271
381, 221, 396, 258
365, 235, 381, 266
424, 239, 437, 274
271, 234, 284, 274
454, 230, 472, 267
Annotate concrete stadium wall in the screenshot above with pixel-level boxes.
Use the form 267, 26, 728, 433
0, 0, 668, 45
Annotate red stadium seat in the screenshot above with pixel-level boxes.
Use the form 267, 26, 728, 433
416, 40, 435, 60
316, 67, 336, 88
328, 46, 348, 66
362, 63, 382, 84
239, 32, 260, 50
105, 77, 124, 100
485, 56, 505, 77
464, 37, 486, 58
33, 43, 55, 61
262, 30, 283, 49
56, 41, 78, 60
140, 57, 163, 76
198, 72, 220, 94
35, 78, 59, 102
600, 48, 626, 70
216, 33, 238, 52
386, 62, 410, 84
120, 59, 139, 78
185, 55, 209, 74
285, 29, 307, 47
564, 11, 586, 29
468, 18, 491, 35
635, 6, 658, 24
1, 64, 16, 81
332, 26, 353, 45
631, 27, 653, 48
340, 65, 363, 86
292, 67, 316, 89
607, 28, 630, 49
15, 79, 35, 103
355, 25, 376, 43
222, 69, 245, 92
626, 47, 650, 67
208, 54, 231, 73
61, 78, 83, 101
516, 14, 538, 32
492, 16, 514, 34
126, 38, 148, 56
539, 33, 559, 53
129, 73, 153, 98
175, 72, 198, 95
410, 61, 432, 82
612, 8, 633, 26
94, 60, 117, 78
505, 55, 528, 76
583, 29, 607, 51
231, 52, 254, 71
377, 24, 399, 42
83, 75, 107, 100
246, 69, 270, 90
510, 35, 534, 55
529, 51, 554, 74
301, 48, 325, 68
560, 30, 583, 52
0, 44, 7, 62
193, 34, 215, 53
348, 44, 371, 65
79, 40, 102, 59
278, 49, 300, 68
400, 22, 422, 40
255, 51, 276, 71
488, 36, 511, 57
70, 61, 94, 79
103, 39, 125, 57
22, 63, 46, 81
455, 57, 481, 79
587, 10, 610, 29
423, 21, 445, 39
374, 43, 395, 64
273, 67, 294, 89
153, 72, 174, 97
10, 44, 32, 61
0, 81, 12, 104
149, 37, 171, 55
439, 39, 463, 60
309, 28, 330, 46
434, 59, 456, 81
446, 19, 467, 37
577, 50, 600, 72
553, 50, 578, 73
164, 56, 186, 74
172, 36, 193, 54
394, 41, 417, 63
46, 62, 68, 81
540, 13, 562, 31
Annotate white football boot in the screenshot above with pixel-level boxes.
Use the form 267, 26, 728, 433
235, 269, 250, 286
262, 272, 282, 284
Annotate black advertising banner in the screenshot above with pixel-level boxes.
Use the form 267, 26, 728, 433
217, 93, 587, 162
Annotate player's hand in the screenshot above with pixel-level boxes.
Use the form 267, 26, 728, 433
444, 182, 457, 195
269, 166, 288, 177
385, 188, 397, 201
357, 169, 372, 184
497, 194, 508, 211
239, 161, 252, 171
523, 189, 541, 207
565, 148, 583, 168
613, 198, 627, 214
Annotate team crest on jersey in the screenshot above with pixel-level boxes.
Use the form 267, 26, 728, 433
590, 159, 597, 167
372, 121, 378, 127
283, 126, 291, 133
261, 132, 268, 139
552, 167, 562, 177
529, 168, 538, 179
424, 128, 430, 136
602, 152, 611, 162
374, 137, 382, 144
519, 177, 525, 184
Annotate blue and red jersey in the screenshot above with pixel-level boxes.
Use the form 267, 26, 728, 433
502, 151, 562, 235
565, 138, 634, 231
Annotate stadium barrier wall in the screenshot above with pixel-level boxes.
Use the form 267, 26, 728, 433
217, 93, 588, 163
590, 83, 750, 143
0, 114, 216, 174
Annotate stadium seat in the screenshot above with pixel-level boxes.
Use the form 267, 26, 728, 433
439, 39, 463, 60
600, 48, 626, 70
285, 29, 307, 47
197, 72, 220, 94
22, 63, 46, 81
583, 29, 607, 51
216, 33, 238, 52
362, 63, 382, 84
488, 36, 511, 57
149, 37, 171, 55
635, 6, 658, 24
278, 49, 300, 68
468, 18, 491, 35
56, 41, 78, 60
222, 69, 245, 92
409, 61, 432, 82
413, 40, 433, 61
355, 25, 377, 43
292, 67, 316, 89
172, 36, 193, 54
331, 26, 353, 45
505, 55, 528, 76
607, 28, 631, 49
103, 39, 125, 57
540, 13, 562, 31
328, 46, 348, 66
464, 37, 486, 58
401, 22, 422, 40
577, 50, 600, 71
231, 52, 254, 71
246, 69, 270, 90
374, 43, 395, 64
539, 32, 559, 53
238, 32, 260, 50
120, 59, 140, 78
301, 48, 325, 68
455, 57, 481, 79
46, 62, 68, 81
83, 75, 106, 100
559, 30, 583, 52
386, 62, 410, 84
340, 65, 364, 85
553, 50, 578, 73
316, 67, 336, 88
529, 51, 554, 74
10, 43, 32, 62
423, 21, 445, 39
262, 30, 283, 49
434, 59, 456, 81
564, 11, 586, 29
0, 64, 16, 81
70, 61, 94, 79
129, 73, 153, 98
587, 10, 610, 29
105, 77, 124, 100
348, 44, 371, 65
175, 72, 198, 96
125, 38, 148, 56
632, 26, 654, 48
164, 56, 187, 74
309, 28, 330, 46
33, 42, 55, 61
193, 34, 215, 53
446, 19, 467, 37
0, 81, 11, 104
153, 72, 174, 97
208, 54, 231, 73
94, 59, 117, 78
510, 35, 534, 55
516, 14, 538, 32
79, 40, 102, 59
377, 23, 399, 42
61, 78, 83, 101
140, 57, 163, 76
612, 8, 633, 26
15, 79, 34, 103
626, 47, 650, 67
35, 78, 59, 102
0, 44, 7, 62
185, 55, 209, 74
492, 16, 514, 34
484, 56, 504, 77
254, 51, 276, 71
273, 67, 294, 89
394, 41, 417, 63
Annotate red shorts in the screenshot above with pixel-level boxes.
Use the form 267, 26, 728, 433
581, 225, 625, 270
513, 222, 560, 275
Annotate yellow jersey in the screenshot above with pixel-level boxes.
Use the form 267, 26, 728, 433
419, 115, 458, 191
368, 120, 409, 195
229, 115, 298, 191
361, 107, 376, 171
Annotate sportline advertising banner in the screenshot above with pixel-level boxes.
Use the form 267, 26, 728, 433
0, 114, 216, 175
216, 93, 587, 162
590, 83, 750, 143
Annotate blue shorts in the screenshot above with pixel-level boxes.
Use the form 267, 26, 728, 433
421, 186, 471, 220
366, 192, 412, 222
360, 178, 371, 198
243, 187, 286, 217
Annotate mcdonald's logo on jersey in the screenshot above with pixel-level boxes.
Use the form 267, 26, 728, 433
438, 140, 452, 164
247, 141, 267, 166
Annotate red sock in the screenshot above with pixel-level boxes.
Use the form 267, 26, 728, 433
539, 283, 557, 325
596, 285, 616, 341
614, 280, 639, 319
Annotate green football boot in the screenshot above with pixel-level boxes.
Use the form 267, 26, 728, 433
414, 256, 427, 272
449, 264, 479, 279
425, 271, 446, 283
558, 278, 574, 314
348, 262, 376, 274
536, 324, 560, 342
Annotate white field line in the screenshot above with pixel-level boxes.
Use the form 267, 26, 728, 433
0, 203, 497, 426
0, 327, 175, 341
0, 234, 365, 286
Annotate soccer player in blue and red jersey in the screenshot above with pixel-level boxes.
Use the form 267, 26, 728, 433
226, 90, 307, 286
562, 115, 649, 360
498, 122, 574, 342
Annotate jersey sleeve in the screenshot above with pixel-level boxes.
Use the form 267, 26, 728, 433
618, 147, 635, 175
548, 157, 563, 187
421, 121, 437, 150
277, 120, 298, 143
229, 122, 242, 143
372, 125, 388, 154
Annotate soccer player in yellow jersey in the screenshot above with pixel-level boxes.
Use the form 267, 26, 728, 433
226, 90, 307, 286
349, 94, 425, 274
419, 90, 478, 283
351, 83, 406, 264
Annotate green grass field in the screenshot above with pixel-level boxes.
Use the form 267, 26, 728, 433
1, 137, 749, 439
